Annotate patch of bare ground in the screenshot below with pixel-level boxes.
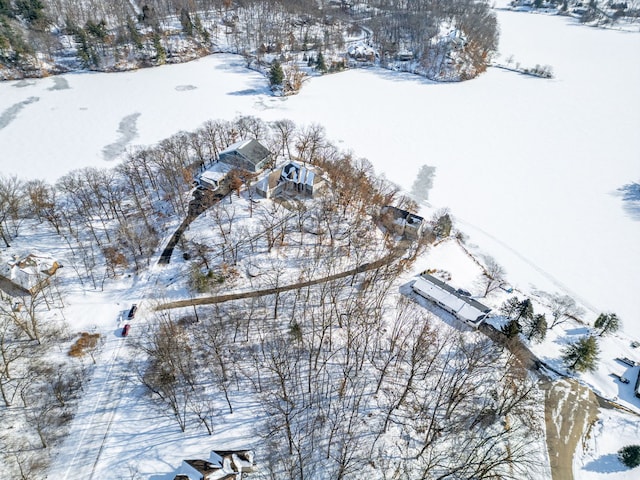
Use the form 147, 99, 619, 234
541, 378, 599, 480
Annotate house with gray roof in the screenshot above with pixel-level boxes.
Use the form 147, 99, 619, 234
218, 139, 272, 173
381, 205, 425, 239
412, 273, 491, 328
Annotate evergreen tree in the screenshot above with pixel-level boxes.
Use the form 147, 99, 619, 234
432, 213, 452, 238
594, 312, 621, 337
269, 59, 284, 87
14, 0, 46, 26
562, 335, 600, 372
0, 0, 12, 17
618, 445, 640, 468
500, 296, 521, 319
316, 50, 327, 72
153, 32, 166, 64
501, 319, 521, 339
525, 313, 547, 343
127, 17, 143, 50
194, 14, 210, 43
515, 298, 534, 322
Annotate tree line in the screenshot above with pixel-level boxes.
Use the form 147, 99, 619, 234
1, 0, 498, 83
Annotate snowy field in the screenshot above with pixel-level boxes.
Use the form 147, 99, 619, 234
1, 11, 639, 341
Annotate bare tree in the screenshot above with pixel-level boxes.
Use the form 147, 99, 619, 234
477, 255, 506, 297
546, 293, 585, 329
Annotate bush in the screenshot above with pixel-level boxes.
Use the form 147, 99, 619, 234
618, 445, 640, 468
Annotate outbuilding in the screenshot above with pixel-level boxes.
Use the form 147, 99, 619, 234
412, 273, 491, 328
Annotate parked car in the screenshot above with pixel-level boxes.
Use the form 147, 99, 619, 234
616, 357, 637, 367
122, 324, 131, 337
127, 304, 138, 319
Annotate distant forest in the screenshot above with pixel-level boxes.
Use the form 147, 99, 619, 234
0, 0, 498, 82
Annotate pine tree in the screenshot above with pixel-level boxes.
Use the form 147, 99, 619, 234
432, 213, 452, 238
153, 32, 166, 64
562, 335, 600, 372
180, 7, 194, 36
515, 299, 534, 322
594, 312, 621, 337
269, 59, 284, 87
525, 313, 547, 343
316, 50, 327, 72
500, 297, 521, 318
501, 319, 521, 339
618, 445, 640, 468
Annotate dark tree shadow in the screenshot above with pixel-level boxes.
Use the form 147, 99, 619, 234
583, 453, 627, 473
617, 182, 640, 221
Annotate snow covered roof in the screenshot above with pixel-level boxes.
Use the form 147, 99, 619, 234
219, 139, 253, 154
347, 43, 377, 58
412, 273, 490, 327
176, 450, 254, 480
0, 252, 60, 294
201, 170, 226, 184
281, 161, 318, 187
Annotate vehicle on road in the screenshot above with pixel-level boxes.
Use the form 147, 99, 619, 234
122, 324, 131, 337
127, 304, 138, 319
612, 373, 630, 384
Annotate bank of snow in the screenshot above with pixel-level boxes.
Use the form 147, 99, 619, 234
574, 407, 640, 480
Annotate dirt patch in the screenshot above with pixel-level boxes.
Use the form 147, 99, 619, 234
541, 378, 600, 480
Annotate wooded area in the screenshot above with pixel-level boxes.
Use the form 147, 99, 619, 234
1, 0, 499, 82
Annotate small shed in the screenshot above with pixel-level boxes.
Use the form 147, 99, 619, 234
198, 162, 233, 190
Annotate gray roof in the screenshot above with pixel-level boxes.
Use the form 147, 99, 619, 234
419, 273, 490, 313
220, 138, 271, 166
383, 205, 424, 225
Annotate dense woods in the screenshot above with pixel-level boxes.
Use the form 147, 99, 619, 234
1, 0, 500, 82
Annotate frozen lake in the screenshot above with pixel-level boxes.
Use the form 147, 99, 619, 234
1, 10, 639, 336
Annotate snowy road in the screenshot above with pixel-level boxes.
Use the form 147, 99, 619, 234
46, 270, 160, 480
47, 332, 129, 479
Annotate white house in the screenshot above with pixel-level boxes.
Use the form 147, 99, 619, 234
412, 273, 491, 328
0, 252, 60, 295
174, 450, 255, 480
197, 162, 234, 190
255, 161, 327, 199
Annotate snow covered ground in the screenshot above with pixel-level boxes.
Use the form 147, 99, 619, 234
1, 7, 640, 479
2, 11, 638, 340
574, 407, 640, 480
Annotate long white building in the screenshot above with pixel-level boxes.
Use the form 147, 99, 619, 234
412, 273, 491, 328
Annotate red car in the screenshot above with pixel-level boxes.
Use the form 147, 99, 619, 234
122, 324, 131, 337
